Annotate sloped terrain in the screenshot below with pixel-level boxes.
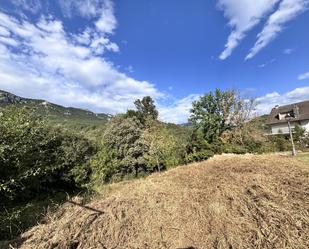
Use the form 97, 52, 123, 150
0, 90, 110, 128
6, 154, 309, 249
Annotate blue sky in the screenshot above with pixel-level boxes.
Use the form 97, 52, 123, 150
0, 0, 309, 123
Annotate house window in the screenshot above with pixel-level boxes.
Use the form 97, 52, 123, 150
278, 111, 295, 120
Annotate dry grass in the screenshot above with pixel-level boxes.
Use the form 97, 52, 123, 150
6, 154, 309, 249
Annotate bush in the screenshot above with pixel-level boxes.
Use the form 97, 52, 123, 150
268, 135, 290, 152
186, 149, 214, 163
185, 129, 217, 162
294, 125, 309, 149
0, 107, 96, 203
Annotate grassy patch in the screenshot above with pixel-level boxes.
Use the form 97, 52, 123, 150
296, 152, 309, 163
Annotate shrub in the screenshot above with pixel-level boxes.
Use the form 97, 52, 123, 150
294, 125, 309, 149
0, 107, 95, 203
90, 115, 147, 183
186, 149, 215, 163
186, 129, 217, 162
268, 135, 290, 152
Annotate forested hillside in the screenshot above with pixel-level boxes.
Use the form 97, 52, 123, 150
0, 90, 110, 130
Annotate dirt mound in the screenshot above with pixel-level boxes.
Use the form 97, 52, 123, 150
7, 154, 309, 249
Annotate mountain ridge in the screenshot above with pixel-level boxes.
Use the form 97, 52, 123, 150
0, 89, 111, 128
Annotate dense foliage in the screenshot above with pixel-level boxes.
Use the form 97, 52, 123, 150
91, 115, 147, 183
124, 96, 159, 125
0, 107, 96, 203
294, 125, 309, 148
0, 107, 96, 239
187, 89, 251, 161
189, 89, 237, 143
91, 97, 188, 184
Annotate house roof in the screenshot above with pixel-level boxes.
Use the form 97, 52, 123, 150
266, 100, 309, 125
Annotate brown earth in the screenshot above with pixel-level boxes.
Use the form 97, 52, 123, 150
6, 154, 309, 249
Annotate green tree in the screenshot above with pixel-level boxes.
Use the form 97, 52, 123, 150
126, 96, 158, 125
141, 121, 180, 172
189, 89, 237, 143
187, 89, 257, 161
134, 96, 158, 120
185, 129, 215, 162
293, 125, 308, 148
93, 115, 147, 182
91, 96, 189, 182
294, 125, 305, 141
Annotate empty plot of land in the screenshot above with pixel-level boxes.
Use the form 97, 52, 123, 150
8, 154, 309, 249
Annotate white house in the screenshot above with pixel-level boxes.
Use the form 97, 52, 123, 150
266, 100, 309, 135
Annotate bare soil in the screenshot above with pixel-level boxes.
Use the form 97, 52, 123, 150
6, 154, 309, 249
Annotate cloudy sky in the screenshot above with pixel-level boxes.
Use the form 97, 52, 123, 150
0, 0, 309, 123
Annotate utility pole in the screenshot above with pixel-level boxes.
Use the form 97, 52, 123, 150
287, 120, 297, 156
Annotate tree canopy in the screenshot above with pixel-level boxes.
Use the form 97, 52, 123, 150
189, 89, 236, 142
125, 96, 158, 125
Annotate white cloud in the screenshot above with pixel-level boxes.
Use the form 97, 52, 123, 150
246, 0, 309, 60
0, 26, 10, 37
298, 71, 309, 80
283, 48, 294, 54
58, 0, 117, 34
0, 9, 162, 115
258, 58, 276, 68
218, 0, 279, 60
0, 36, 19, 47
95, 0, 117, 34
11, 0, 42, 14
58, 0, 117, 35
126, 65, 134, 73
58, 0, 101, 18
158, 94, 201, 124
256, 86, 309, 114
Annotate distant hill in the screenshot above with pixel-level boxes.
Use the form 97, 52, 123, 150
0, 90, 111, 129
